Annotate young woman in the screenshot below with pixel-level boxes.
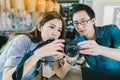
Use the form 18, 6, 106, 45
0, 11, 67, 80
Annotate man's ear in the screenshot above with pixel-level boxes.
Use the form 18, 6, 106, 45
37, 24, 42, 32
91, 18, 96, 24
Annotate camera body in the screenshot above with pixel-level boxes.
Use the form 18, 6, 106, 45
65, 40, 80, 57
65, 40, 83, 66
45, 39, 80, 57
44, 39, 83, 65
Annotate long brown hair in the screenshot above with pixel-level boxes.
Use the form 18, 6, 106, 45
9, 11, 66, 43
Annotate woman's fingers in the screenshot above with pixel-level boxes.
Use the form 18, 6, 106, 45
52, 39, 65, 44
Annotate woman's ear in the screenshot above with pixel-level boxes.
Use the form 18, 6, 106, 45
37, 24, 42, 32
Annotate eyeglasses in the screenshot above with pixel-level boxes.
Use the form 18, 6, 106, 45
73, 19, 91, 26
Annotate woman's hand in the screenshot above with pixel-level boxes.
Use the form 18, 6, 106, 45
77, 40, 102, 56
34, 39, 65, 58
65, 55, 76, 63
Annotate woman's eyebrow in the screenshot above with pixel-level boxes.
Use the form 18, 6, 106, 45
50, 23, 56, 27
50, 23, 62, 29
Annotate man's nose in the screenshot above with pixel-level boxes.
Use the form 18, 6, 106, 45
76, 25, 84, 29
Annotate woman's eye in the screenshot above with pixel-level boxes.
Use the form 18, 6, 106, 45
49, 26, 54, 29
58, 29, 62, 32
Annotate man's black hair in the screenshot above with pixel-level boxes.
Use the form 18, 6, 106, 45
71, 4, 95, 19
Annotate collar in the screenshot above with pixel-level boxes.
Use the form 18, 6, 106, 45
94, 26, 104, 39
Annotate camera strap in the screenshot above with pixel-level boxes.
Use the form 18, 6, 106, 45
72, 54, 82, 66
12, 39, 54, 80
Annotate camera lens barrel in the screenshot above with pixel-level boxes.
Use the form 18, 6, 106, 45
65, 40, 80, 57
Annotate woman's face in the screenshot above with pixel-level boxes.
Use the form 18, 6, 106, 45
40, 19, 63, 41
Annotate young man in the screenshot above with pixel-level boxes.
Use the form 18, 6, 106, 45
72, 4, 120, 72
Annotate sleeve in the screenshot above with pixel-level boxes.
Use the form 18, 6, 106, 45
110, 25, 120, 48
45, 56, 56, 67
4, 35, 31, 67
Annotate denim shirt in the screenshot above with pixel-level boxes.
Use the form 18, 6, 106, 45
75, 24, 120, 72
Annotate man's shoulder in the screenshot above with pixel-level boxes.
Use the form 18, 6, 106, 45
99, 24, 117, 28
96, 24, 118, 31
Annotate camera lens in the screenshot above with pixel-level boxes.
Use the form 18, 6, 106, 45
66, 46, 78, 57
65, 40, 79, 57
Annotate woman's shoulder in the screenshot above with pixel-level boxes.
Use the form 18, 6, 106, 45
15, 34, 30, 40
10, 34, 32, 48
12, 34, 39, 50
13, 34, 31, 43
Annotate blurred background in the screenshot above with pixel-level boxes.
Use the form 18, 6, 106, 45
0, 0, 120, 49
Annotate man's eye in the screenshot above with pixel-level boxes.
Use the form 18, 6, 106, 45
81, 21, 86, 23
74, 23, 79, 25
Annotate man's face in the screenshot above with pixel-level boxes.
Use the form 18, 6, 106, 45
73, 10, 95, 37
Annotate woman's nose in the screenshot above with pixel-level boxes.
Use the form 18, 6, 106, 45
52, 30, 58, 36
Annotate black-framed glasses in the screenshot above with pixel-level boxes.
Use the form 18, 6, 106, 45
73, 19, 91, 26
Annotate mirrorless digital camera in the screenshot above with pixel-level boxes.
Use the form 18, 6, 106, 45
43, 39, 83, 65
